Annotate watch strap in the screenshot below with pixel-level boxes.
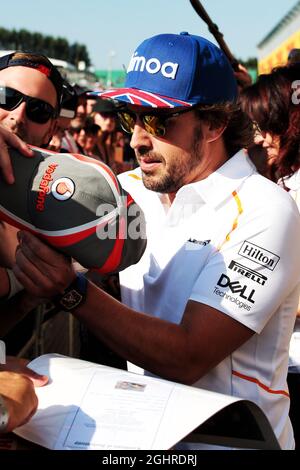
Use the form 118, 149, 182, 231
54, 272, 88, 312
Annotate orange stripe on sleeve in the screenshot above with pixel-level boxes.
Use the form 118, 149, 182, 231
232, 370, 290, 398
217, 190, 243, 251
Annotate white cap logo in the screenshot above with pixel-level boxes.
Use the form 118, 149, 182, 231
51, 177, 75, 201
127, 52, 178, 79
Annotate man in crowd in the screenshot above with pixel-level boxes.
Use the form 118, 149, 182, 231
0, 50, 63, 328
0, 51, 63, 432
0, 51, 63, 272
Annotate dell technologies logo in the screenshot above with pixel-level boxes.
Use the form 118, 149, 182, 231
127, 52, 179, 79
239, 241, 280, 271
216, 274, 255, 304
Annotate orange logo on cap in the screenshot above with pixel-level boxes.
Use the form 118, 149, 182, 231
56, 181, 73, 195
36, 163, 58, 212
51, 177, 75, 201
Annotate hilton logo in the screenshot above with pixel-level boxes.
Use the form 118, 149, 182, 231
239, 241, 280, 271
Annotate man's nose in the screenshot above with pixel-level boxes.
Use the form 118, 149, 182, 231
9, 102, 27, 123
130, 120, 152, 152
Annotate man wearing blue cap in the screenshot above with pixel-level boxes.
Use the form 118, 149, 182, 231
4, 33, 300, 449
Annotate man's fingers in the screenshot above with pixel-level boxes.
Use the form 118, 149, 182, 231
22, 368, 49, 387
0, 138, 14, 184
13, 251, 62, 297
18, 231, 65, 267
17, 233, 61, 280
2, 129, 34, 157
0, 127, 34, 184
14, 233, 73, 296
0, 357, 48, 387
12, 262, 49, 297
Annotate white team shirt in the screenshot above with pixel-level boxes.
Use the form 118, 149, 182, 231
118, 150, 300, 449
280, 168, 300, 210
280, 170, 300, 375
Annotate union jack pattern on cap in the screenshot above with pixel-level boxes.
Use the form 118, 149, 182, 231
88, 88, 192, 108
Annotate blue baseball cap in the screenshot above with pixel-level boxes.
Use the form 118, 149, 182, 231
89, 32, 237, 108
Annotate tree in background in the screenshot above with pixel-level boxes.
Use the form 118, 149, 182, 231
240, 57, 258, 70
69, 42, 91, 68
0, 26, 91, 67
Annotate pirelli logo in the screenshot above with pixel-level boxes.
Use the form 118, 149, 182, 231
228, 260, 268, 285
239, 241, 280, 271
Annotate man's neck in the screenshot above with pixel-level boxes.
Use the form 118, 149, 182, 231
166, 144, 230, 205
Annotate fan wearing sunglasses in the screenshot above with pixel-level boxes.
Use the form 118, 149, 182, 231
0, 51, 63, 268
0, 51, 63, 331
0, 52, 62, 150
0, 55, 63, 329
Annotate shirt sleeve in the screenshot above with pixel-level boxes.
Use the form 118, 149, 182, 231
189, 197, 300, 333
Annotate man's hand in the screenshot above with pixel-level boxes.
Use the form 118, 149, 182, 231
13, 231, 76, 298
234, 64, 252, 90
0, 125, 34, 184
0, 223, 19, 268
0, 371, 40, 432
0, 356, 48, 387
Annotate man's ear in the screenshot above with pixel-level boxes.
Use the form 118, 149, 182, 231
206, 123, 227, 143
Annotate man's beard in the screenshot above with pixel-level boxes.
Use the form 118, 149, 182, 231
3, 121, 48, 147
140, 127, 203, 193
5, 121, 28, 141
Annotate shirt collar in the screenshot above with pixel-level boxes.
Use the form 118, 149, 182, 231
174, 150, 256, 208
280, 169, 300, 191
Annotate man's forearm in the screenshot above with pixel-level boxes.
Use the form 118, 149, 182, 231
0, 268, 10, 298
0, 222, 18, 268
73, 281, 191, 383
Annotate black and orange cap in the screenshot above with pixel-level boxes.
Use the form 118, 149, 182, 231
0, 52, 64, 108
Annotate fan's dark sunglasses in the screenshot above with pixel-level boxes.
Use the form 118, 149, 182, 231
117, 106, 194, 137
0, 86, 58, 124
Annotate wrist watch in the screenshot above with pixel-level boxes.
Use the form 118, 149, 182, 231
55, 273, 88, 312
0, 394, 9, 433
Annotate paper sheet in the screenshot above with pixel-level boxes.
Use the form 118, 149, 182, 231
14, 353, 279, 450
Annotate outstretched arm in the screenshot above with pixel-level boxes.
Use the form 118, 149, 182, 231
0, 372, 38, 433
13, 231, 254, 384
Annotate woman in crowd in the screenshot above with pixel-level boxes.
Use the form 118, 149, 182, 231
240, 63, 300, 183
240, 62, 300, 449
